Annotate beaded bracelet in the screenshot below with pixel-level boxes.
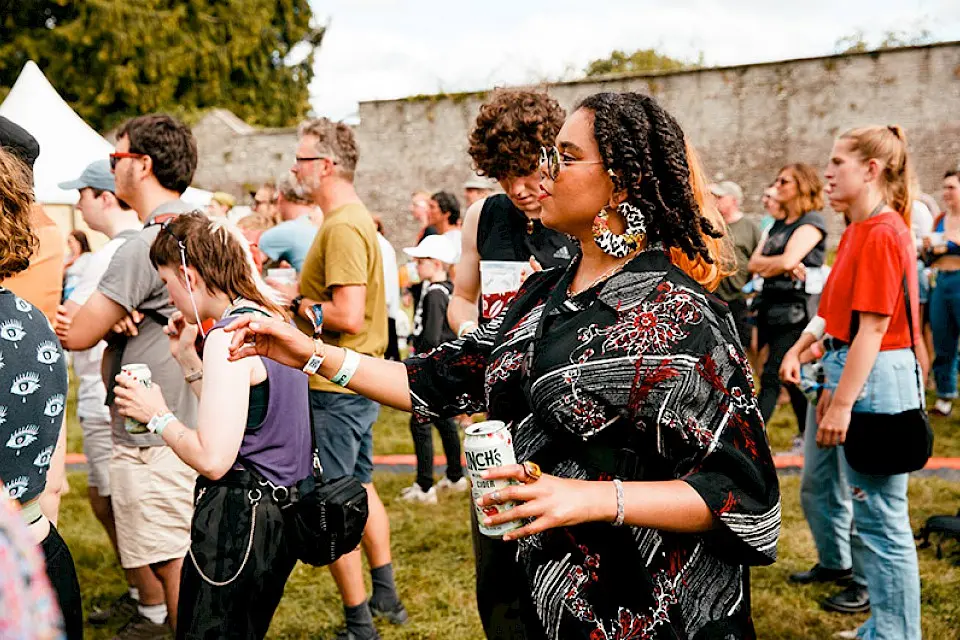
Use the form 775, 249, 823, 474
612, 479, 625, 527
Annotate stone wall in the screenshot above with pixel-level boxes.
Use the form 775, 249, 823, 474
191, 109, 298, 198
353, 42, 960, 249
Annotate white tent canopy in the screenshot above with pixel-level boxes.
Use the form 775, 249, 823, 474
0, 61, 210, 207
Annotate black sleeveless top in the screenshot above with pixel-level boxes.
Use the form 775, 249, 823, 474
476, 194, 577, 268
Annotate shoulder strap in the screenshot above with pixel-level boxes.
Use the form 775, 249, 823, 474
143, 213, 179, 228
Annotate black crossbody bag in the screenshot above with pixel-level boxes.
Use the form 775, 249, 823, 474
227, 308, 369, 566
842, 239, 934, 476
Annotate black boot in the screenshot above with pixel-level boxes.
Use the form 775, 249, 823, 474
789, 563, 854, 584
822, 583, 870, 614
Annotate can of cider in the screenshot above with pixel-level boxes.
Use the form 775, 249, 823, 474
464, 421, 523, 538
120, 364, 152, 434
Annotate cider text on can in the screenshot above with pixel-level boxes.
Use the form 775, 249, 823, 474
464, 420, 522, 538
120, 364, 152, 434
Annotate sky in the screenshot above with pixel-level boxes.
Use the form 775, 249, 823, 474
306, 0, 960, 121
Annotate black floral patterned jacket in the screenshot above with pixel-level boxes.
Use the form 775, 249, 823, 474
406, 246, 780, 640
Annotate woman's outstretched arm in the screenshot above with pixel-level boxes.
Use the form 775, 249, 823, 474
224, 314, 413, 412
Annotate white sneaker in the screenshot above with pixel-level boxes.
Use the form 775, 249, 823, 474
933, 398, 952, 417
399, 484, 437, 504
436, 477, 469, 492
834, 630, 859, 639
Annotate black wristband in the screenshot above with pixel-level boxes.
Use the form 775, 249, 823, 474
290, 294, 304, 317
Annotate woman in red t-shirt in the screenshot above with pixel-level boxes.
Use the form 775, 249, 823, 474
781, 125, 922, 640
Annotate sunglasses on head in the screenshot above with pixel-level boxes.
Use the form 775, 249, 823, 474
158, 219, 208, 338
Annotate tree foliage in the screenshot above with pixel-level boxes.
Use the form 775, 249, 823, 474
584, 48, 698, 77
835, 28, 934, 54
0, 0, 323, 132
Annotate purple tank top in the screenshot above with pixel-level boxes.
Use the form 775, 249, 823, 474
213, 316, 312, 486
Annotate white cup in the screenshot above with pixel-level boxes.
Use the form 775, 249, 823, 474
267, 267, 297, 286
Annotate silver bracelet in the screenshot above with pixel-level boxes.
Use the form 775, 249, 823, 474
612, 479, 625, 527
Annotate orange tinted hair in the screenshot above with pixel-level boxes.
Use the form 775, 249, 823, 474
670, 142, 735, 291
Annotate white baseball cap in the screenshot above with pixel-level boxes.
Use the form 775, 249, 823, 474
404, 235, 457, 264
464, 173, 497, 190
709, 180, 743, 203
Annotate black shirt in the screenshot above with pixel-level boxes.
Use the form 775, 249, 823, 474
411, 280, 455, 353
476, 194, 577, 324
476, 194, 576, 268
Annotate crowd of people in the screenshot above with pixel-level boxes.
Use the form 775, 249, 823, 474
0, 80, 954, 640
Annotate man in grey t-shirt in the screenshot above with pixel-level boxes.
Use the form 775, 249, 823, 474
62, 114, 199, 636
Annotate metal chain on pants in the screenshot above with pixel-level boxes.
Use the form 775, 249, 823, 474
188, 488, 261, 587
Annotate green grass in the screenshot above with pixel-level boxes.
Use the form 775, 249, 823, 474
60, 401, 960, 639
59, 471, 960, 639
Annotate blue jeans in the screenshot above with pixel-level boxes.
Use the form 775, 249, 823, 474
800, 406, 863, 581
310, 391, 381, 484
930, 269, 960, 398
821, 347, 922, 640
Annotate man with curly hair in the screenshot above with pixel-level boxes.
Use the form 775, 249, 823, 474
446, 88, 576, 640
448, 88, 576, 339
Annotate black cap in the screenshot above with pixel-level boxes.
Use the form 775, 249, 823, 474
0, 115, 40, 168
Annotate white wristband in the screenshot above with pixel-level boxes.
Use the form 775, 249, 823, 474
803, 315, 826, 340
302, 339, 326, 375
457, 320, 478, 338
330, 348, 361, 387
147, 411, 176, 435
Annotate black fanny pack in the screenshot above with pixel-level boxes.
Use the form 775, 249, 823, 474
238, 447, 368, 567
231, 306, 368, 566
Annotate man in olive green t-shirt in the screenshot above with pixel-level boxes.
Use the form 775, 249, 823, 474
266, 119, 404, 640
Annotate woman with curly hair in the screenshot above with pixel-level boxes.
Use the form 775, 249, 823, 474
225, 92, 781, 639
749, 163, 828, 434
0, 147, 79, 638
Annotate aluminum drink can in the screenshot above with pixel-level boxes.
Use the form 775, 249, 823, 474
464, 420, 523, 538
120, 364, 152, 434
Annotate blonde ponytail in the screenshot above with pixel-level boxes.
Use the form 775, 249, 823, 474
840, 125, 914, 226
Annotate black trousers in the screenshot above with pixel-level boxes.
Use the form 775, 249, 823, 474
178, 473, 297, 640
385, 317, 401, 361
470, 508, 545, 640
410, 416, 463, 491
758, 321, 809, 431
41, 524, 83, 639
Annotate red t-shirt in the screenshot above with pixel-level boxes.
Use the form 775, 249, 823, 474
819, 211, 920, 350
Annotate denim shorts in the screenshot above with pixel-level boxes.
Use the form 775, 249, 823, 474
822, 346, 923, 414
917, 260, 930, 305
309, 391, 380, 484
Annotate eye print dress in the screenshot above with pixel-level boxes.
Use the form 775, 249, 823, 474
0, 288, 68, 506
